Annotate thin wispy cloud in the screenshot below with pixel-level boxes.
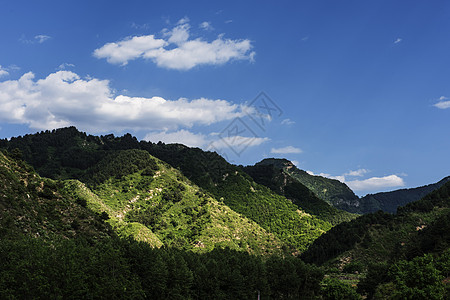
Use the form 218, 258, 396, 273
131, 22, 150, 30
94, 18, 254, 70
344, 169, 369, 177
35, 35, 51, 43
271, 146, 302, 154
199, 21, 213, 31
281, 118, 295, 125
20, 34, 52, 44
57, 63, 75, 70
394, 38, 402, 44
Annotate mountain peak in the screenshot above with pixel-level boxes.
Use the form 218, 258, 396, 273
256, 158, 295, 169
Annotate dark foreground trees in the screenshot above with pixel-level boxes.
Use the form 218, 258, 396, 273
0, 235, 324, 299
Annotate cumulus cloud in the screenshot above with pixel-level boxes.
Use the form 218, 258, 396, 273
0, 70, 244, 132
93, 18, 255, 70
307, 169, 404, 192
93, 35, 167, 65
0, 65, 8, 77
346, 175, 405, 191
434, 96, 450, 109
270, 146, 302, 154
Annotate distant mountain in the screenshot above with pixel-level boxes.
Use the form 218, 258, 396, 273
244, 159, 358, 225
357, 176, 450, 214
255, 158, 361, 212
302, 180, 450, 267
301, 180, 450, 298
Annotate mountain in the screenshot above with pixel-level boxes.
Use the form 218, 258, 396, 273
243, 159, 358, 225
0, 127, 331, 252
0, 149, 327, 299
255, 158, 361, 212
357, 176, 450, 214
301, 180, 450, 298
1, 127, 449, 299
302, 179, 450, 266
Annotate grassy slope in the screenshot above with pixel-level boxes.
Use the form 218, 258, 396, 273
141, 143, 332, 252
62, 149, 284, 254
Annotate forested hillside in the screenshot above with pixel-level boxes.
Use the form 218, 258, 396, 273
243, 160, 357, 225
302, 181, 450, 299
0, 127, 331, 252
255, 158, 361, 212
0, 134, 328, 299
1, 127, 449, 299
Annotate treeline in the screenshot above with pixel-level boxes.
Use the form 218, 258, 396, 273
357, 250, 450, 299
0, 235, 324, 300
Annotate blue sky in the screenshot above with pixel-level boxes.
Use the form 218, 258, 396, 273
0, 0, 449, 195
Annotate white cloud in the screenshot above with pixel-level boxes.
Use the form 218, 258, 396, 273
306, 170, 332, 178
0, 70, 244, 132
344, 169, 369, 177
93, 35, 167, 65
346, 175, 405, 191
281, 118, 295, 125
57, 63, 75, 70
0, 65, 8, 77
94, 18, 255, 70
211, 136, 270, 150
271, 146, 302, 154
394, 38, 402, 44
199, 21, 214, 31
131, 22, 150, 30
434, 96, 450, 109
35, 35, 51, 43
306, 169, 404, 192
144, 130, 207, 148
20, 34, 52, 44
